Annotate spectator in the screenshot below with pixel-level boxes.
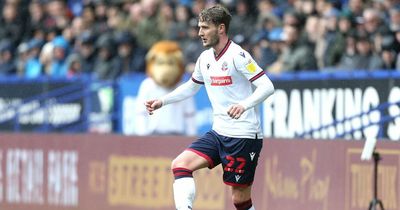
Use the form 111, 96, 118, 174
190, 0, 207, 17
16, 41, 29, 76
24, 38, 44, 78
0, 2, 25, 46
47, 36, 69, 77
326, 12, 356, 68
353, 34, 384, 70
66, 53, 83, 78
92, 0, 109, 33
0, 39, 16, 75
72, 31, 97, 74
381, 46, 397, 70
81, 4, 97, 32
119, 2, 144, 34
229, 0, 256, 41
105, 3, 125, 31
44, 0, 71, 30
181, 18, 203, 73
233, 33, 252, 53
269, 24, 318, 73
70, 16, 87, 39
135, 0, 164, 49
254, 13, 281, 40
39, 26, 62, 74
304, 15, 323, 68
256, 0, 284, 19
282, 10, 304, 28
24, 0, 48, 41
112, 30, 147, 76
362, 8, 390, 39
257, 27, 284, 71
93, 33, 115, 80
316, 8, 340, 69
343, 0, 365, 19
337, 32, 359, 70
389, 7, 400, 32
299, 0, 316, 15
168, 4, 191, 42
158, 2, 175, 38
61, 24, 75, 44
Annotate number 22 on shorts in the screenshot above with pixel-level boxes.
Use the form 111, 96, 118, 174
224, 155, 246, 174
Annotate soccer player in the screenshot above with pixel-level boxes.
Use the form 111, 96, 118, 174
145, 4, 274, 210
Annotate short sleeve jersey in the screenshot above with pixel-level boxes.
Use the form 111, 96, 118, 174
192, 40, 265, 139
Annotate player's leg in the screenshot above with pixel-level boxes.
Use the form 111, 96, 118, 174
171, 131, 220, 210
219, 136, 262, 210
171, 150, 208, 210
231, 185, 255, 210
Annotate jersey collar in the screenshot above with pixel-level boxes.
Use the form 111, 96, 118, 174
214, 40, 231, 61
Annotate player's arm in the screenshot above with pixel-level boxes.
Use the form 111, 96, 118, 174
227, 75, 274, 118
227, 51, 275, 119
145, 79, 202, 115
239, 74, 274, 110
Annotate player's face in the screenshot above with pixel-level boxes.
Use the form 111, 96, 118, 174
198, 21, 219, 48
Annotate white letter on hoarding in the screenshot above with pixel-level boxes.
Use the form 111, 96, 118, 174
48, 150, 78, 206
362, 87, 380, 139
7, 149, 20, 203
288, 89, 303, 137
48, 151, 61, 205
388, 87, 400, 141
302, 89, 321, 138
273, 90, 289, 138
321, 88, 336, 139
344, 88, 363, 139
335, 89, 345, 137
263, 94, 274, 137
62, 151, 78, 206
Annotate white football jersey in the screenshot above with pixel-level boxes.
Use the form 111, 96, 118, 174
192, 40, 266, 139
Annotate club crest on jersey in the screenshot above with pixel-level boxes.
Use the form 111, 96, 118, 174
239, 52, 245, 58
221, 61, 228, 71
210, 76, 232, 86
207, 63, 210, 70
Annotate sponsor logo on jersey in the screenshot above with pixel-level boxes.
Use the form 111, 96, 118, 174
207, 63, 210, 70
210, 76, 232, 86
239, 52, 245, 58
221, 61, 228, 71
246, 59, 256, 73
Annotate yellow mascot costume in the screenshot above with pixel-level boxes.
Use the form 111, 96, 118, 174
134, 41, 197, 136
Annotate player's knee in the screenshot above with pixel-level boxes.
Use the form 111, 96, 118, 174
171, 156, 187, 169
231, 186, 251, 204
171, 157, 194, 180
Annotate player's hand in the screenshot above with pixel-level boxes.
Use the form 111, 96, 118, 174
145, 99, 163, 115
227, 104, 245, 119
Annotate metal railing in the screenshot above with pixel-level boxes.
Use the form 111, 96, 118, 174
0, 75, 116, 132
295, 100, 400, 139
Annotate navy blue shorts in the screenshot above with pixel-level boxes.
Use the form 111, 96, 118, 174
187, 130, 263, 187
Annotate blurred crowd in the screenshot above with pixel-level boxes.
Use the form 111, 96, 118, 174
0, 0, 399, 80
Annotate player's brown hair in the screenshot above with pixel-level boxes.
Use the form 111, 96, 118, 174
199, 4, 232, 33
